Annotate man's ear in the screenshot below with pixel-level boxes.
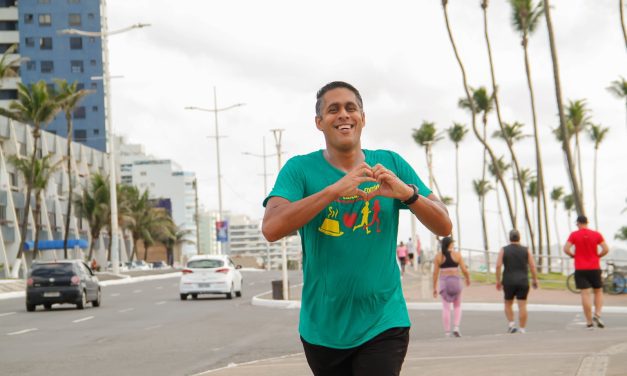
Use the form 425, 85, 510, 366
315, 116, 323, 131
361, 111, 366, 128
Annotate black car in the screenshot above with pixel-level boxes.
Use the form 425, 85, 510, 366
26, 260, 101, 312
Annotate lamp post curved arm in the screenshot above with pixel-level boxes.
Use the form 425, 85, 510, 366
58, 23, 151, 37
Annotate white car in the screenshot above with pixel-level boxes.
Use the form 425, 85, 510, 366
179, 255, 243, 300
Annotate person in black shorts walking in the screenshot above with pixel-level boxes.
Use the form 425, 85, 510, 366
495, 230, 538, 333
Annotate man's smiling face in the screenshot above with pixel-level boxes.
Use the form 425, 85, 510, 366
315, 87, 365, 152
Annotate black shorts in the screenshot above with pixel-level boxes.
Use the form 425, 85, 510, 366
503, 284, 530, 300
575, 269, 603, 289
301, 327, 410, 376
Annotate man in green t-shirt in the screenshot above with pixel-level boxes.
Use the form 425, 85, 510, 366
262, 81, 452, 376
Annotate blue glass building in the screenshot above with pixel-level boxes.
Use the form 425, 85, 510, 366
17, 0, 106, 151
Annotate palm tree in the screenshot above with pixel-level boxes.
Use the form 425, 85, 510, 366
441, 0, 517, 229
550, 186, 564, 252
0, 81, 61, 263
565, 99, 592, 198
543, 0, 584, 216
616, 227, 627, 242
488, 156, 510, 241
509, 0, 550, 266
0, 44, 21, 85
620, 0, 627, 50
54, 80, 93, 258
446, 122, 468, 250
588, 124, 609, 229
492, 121, 536, 255
527, 178, 538, 235
473, 179, 493, 271
8, 154, 63, 258
412, 121, 444, 198
74, 174, 109, 261
563, 194, 575, 232
458, 86, 494, 182
607, 76, 627, 130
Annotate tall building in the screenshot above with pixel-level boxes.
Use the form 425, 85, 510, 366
3, 0, 106, 151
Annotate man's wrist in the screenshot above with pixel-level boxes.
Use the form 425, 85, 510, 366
401, 184, 419, 205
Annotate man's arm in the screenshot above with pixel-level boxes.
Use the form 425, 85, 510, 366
599, 241, 609, 258
495, 248, 504, 290
262, 162, 375, 242
371, 164, 452, 236
432, 253, 441, 298
563, 241, 574, 258
527, 249, 539, 289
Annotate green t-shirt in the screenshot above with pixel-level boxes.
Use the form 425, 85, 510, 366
263, 149, 431, 349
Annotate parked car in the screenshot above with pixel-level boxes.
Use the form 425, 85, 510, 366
130, 260, 151, 270
151, 261, 169, 270
179, 255, 243, 300
26, 260, 101, 311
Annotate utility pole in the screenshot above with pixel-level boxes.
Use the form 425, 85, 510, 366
271, 128, 288, 300
193, 178, 200, 255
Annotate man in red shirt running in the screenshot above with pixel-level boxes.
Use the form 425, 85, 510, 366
563, 215, 609, 329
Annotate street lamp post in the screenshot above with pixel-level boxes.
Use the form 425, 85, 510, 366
185, 87, 244, 254
270, 128, 289, 300
243, 136, 277, 270
59, 2, 149, 275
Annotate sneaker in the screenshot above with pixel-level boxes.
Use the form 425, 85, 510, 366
593, 315, 605, 329
586, 323, 594, 330
452, 330, 462, 337
518, 328, 526, 334
444, 332, 451, 338
507, 327, 518, 334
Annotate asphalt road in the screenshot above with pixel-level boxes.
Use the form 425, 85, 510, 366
1, 270, 626, 376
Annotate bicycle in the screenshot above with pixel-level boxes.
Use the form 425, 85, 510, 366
566, 261, 626, 295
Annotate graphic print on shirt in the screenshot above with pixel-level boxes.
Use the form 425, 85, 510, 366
318, 206, 344, 237
318, 184, 382, 237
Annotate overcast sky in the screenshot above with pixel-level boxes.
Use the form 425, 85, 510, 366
105, 0, 626, 254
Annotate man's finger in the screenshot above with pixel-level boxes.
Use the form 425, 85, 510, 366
355, 189, 368, 200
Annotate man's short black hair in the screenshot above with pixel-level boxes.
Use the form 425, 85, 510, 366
576, 215, 588, 224
509, 229, 520, 242
315, 81, 363, 117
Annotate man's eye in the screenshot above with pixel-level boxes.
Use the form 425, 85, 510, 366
328, 108, 338, 113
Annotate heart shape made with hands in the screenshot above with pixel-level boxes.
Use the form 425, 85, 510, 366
342, 213, 358, 228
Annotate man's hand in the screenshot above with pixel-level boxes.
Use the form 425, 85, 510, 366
532, 280, 539, 289
370, 164, 413, 201
330, 162, 377, 200
432, 289, 438, 298
496, 281, 502, 291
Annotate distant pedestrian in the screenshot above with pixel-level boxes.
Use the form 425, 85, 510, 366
416, 234, 422, 265
432, 237, 470, 337
495, 229, 538, 334
407, 238, 415, 267
397, 241, 408, 274
563, 215, 609, 329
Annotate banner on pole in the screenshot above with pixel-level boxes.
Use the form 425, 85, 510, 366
216, 220, 228, 242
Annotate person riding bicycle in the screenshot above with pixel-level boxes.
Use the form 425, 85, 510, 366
563, 215, 609, 329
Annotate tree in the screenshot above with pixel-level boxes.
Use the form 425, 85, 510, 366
0, 81, 61, 263
565, 99, 592, 199
8, 154, 63, 258
620, 0, 627, 51
54, 79, 93, 258
587, 124, 609, 229
563, 194, 575, 232
0, 44, 21, 85
488, 156, 510, 240
441, 0, 517, 230
543, 0, 584, 216
550, 186, 564, 251
447, 122, 468, 249
606, 76, 627, 130
412, 121, 444, 198
509, 0, 550, 266
473, 179, 493, 270
492, 121, 536, 255
616, 227, 627, 242
74, 174, 109, 261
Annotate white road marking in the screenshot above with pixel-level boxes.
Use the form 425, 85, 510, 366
155, 301, 166, 305
576, 355, 608, 376
118, 308, 134, 313
72, 316, 94, 323
7, 328, 38, 336
133, 289, 142, 293
0, 312, 17, 317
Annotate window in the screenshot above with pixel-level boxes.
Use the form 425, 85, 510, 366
74, 129, 87, 142
25, 61, 35, 71
48, 212, 56, 228
93, 129, 99, 135
9, 171, 17, 187
70, 60, 83, 73
24, 14, 34, 24
41, 60, 54, 73
68, 13, 81, 26
69, 37, 82, 50
76, 83, 85, 90
25, 37, 34, 47
38, 14, 52, 26
73, 106, 86, 119
89, 59, 96, 66
87, 13, 94, 20
92, 106, 98, 112
90, 82, 97, 89
0, 89, 17, 100
39, 37, 52, 50
0, 204, 6, 221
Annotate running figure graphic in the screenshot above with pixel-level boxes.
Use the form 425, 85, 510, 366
353, 201, 372, 234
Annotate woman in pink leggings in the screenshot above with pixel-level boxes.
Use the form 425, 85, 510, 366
432, 237, 470, 337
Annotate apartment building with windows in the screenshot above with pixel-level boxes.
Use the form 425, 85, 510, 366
14, 0, 106, 151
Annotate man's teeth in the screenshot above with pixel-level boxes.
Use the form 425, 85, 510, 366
338, 125, 352, 130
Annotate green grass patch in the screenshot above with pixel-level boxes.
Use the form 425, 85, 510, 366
471, 271, 568, 290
